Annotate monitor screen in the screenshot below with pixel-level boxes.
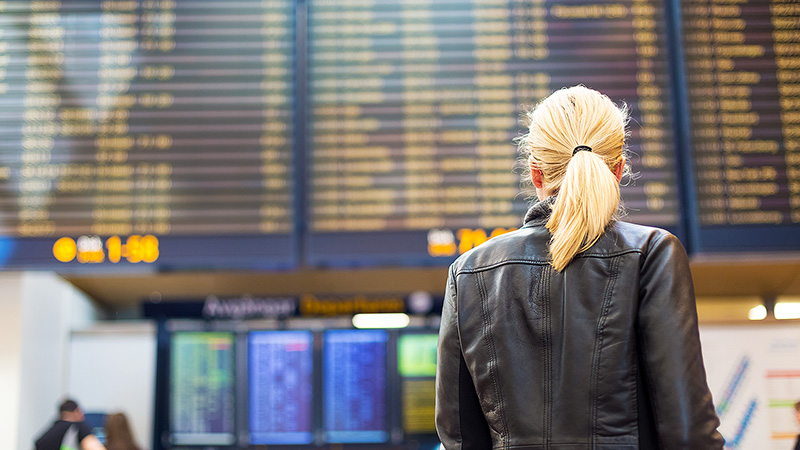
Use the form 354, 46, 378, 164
248, 331, 314, 445
323, 329, 389, 443
398, 333, 438, 434
170, 332, 235, 446
83, 413, 107, 445
398, 333, 438, 378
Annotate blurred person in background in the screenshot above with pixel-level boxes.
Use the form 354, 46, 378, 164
34, 399, 106, 450
435, 86, 724, 450
794, 400, 800, 450
104, 413, 142, 450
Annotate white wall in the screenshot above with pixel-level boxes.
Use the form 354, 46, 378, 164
0, 273, 25, 450
0, 272, 101, 450
68, 323, 156, 450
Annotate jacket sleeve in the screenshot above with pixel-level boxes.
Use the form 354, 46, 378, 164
637, 232, 725, 449
435, 265, 492, 450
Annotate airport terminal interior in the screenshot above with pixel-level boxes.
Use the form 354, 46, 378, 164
1, 0, 800, 450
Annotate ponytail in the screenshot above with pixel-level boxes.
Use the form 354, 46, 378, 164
519, 85, 628, 272
547, 151, 620, 271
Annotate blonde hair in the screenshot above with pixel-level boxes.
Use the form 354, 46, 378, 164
519, 86, 629, 271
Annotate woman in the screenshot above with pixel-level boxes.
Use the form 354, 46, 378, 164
435, 86, 724, 449
104, 413, 142, 450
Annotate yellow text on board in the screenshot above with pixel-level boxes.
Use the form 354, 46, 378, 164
53, 235, 159, 263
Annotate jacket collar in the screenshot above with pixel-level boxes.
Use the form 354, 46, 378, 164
523, 196, 556, 226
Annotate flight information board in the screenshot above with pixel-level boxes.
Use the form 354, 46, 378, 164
323, 329, 389, 443
0, 0, 296, 270
682, 0, 800, 250
4, 0, 799, 270
306, 0, 680, 266
170, 332, 235, 446
397, 333, 437, 435
248, 331, 314, 445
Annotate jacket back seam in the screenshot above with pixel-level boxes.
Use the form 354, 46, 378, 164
589, 255, 622, 446
639, 329, 665, 450
477, 271, 510, 449
638, 234, 668, 450
632, 352, 641, 448
542, 266, 553, 449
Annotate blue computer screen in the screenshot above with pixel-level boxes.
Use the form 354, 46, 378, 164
83, 413, 106, 444
248, 331, 314, 445
323, 329, 389, 443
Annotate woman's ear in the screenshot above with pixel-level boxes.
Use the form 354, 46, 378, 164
614, 157, 625, 183
530, 160, 544, 189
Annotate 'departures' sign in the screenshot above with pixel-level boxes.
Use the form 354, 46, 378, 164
299, 294, 406, 316
142, 293, 443, 320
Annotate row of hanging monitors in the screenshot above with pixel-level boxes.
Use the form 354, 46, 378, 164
2, 0, 800, 271
168, 329, 439, 447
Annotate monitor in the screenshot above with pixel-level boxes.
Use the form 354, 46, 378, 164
322, 329, 389, 443
248, 330, 314, 445
170, 331, 235, 446
398, 333, 438, 435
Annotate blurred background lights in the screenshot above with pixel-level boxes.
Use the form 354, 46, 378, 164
747, 305, 767, 321
407, 291, 434, 315
774, 301, 800, 320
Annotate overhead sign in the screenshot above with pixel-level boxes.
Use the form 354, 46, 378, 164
143, 293, 443, 320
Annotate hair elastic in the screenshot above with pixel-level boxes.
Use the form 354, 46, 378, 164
573, 145, 593, 155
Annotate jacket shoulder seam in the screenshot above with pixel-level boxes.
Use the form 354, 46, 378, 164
643, 230, 669, 261
455, 249, 643, 275
447, 264, 458, 308
456, 259, 550, 275
576, 248, 644, 258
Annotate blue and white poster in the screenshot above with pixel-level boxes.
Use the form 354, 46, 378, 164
700, 325, 800, 450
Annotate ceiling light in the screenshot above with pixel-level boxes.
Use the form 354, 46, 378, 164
747, 305, 767, 321
352, 313, 410, 329
774, 302, 800, 320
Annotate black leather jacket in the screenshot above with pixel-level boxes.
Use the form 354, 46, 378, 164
435, 200, 724, 450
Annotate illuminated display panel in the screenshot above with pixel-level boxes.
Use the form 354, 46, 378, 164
170, 332, 235, 446
323, 329, 389, 443
248, 331, 314, 445
306, 0, 680, 266
0, 0, 296, 269
398, 333, 437, 435
682, 0, 800, 250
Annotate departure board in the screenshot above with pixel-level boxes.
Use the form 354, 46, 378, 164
248, 331, 314, 445
323, 330, 389, 443
170, 332, 235, 446
0, 0, 296, 269
398, 333, 437, 435
682, 0, 800, 250
306, 0, 680, 266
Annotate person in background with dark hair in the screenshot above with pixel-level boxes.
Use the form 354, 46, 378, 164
34, 399, 106, 450
435, 86, 724, 449
104, 413, 142, 450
